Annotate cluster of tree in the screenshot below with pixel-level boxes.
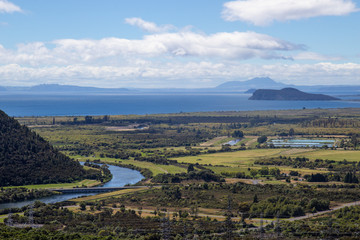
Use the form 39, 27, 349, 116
255, 156, 360, 175
250, 196, 308, 218
279, 205, 360, 239
255, 156, 329, 169
60, 115, 111, 125
0, 110, 94, 186
151, 170, 224, 184
3, 202, 238, 240
0, 188, 57, 204
109, 182, 352, 214
231, 130, 244, 138
257, 135, 268, 144
301, 118, 360, 128
115, 115, 313, 125
304, 173, 328, 182
344, 172, 359, 183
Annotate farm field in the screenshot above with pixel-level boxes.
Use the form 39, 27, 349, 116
174, 148, 360, 167
173, 149, 286, 166
290, 149, 360, 162
173, 148, 334, 175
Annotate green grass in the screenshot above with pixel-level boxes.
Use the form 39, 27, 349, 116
206, 166, 249, 175
5, 179, 101, 190
0, 215, 7, 223
289, 149, 360, 162
174, 148, 331, 177
172, 149, 285, 166
70, 188, 151, 202
77, 156, 187, 176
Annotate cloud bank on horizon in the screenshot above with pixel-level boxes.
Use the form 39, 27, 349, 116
0, 0, 359, 88
223, 0, 358, 26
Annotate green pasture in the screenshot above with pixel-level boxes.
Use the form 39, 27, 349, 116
77, 156, 187, 176
173, 148, 360, 167
0, 215, 6, 223
174, 148, 332, 177
289, 149, 360, 162
4, 179, 101, 190
172, 149, 286, 166
70, 188, 150, 202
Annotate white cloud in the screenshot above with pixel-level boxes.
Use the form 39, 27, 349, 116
125, 17, 175, 33
223, 0, 358, 26
0, 31, 302, 67
0, 17, 356, 87
0, 61, 360, 87
0, 0, 22, 13
293, 52, 343, 61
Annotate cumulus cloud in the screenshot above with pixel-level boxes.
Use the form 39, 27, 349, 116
223, 0, 358, 26
0, 0, 22, 13
125, 17, 175, 32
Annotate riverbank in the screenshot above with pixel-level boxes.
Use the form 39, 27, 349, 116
0, 164, 144, 210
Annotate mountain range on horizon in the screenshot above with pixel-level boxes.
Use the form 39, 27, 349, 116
1, 77, 360, 95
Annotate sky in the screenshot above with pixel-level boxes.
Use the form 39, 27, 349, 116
0, 0, 360, 88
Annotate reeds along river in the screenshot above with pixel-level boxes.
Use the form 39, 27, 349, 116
0, 164, 144, 210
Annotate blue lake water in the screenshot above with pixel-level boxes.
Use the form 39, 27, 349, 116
0, 94, 359, 117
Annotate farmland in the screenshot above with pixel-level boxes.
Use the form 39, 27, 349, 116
4, 108, 360, 239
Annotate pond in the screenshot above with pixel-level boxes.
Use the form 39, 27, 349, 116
268, 139, 335, 148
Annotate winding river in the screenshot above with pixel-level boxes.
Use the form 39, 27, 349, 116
0, 164, 144, 210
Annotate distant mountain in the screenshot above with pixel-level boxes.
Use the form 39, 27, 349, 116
249, 88, 340, 101
216, 77, 290, 91
2, 78, 360, 95
0, 109, 90, 186
29, 84, 131, 93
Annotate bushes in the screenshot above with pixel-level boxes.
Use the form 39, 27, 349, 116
249, 196, 329, 218
151, 170, 224, 183
250, 196, 305, 218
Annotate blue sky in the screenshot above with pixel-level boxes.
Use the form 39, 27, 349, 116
0, 0, 359, 88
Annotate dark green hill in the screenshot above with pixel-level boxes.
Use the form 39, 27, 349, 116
0, 110, 87, 186
249, 88, 340, 101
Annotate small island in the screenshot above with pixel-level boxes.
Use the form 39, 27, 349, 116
249, 87, 340, 101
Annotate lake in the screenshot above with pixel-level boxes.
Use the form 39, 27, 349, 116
0, 94, 360, 117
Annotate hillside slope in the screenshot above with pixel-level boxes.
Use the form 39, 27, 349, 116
249, 88, 340, 101
0, 110, 87, 186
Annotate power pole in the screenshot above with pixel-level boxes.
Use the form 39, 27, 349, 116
260, 212, 264, 239
6, 212, 13, 227
161, 212, 171, 240
275, 212, 281, 239
183, 220, 189, 240
28, 203, 34, 227
225, 196, 234, 240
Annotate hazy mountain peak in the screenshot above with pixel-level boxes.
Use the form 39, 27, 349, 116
216, 77, 288, 90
